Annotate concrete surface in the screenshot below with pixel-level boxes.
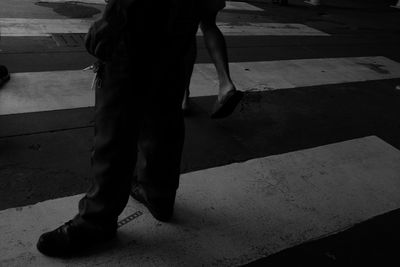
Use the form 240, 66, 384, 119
1, 136, 400, 266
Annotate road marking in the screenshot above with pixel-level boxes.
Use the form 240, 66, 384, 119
1, 56, 399, 115
206, 22, 329, 36
0, 136, 399, 266
37, 1, 265, 11
226, 1, 264, 11
38, 0, 108, 4
0, 18, 328, 36
0, 70, 94, 115
0, 18, 92, 36
190, 56, 400, 97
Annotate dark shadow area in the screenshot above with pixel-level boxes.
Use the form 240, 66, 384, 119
35, 2, 101, 18
201, 78, 400, 162
248, 0, 397, 10
0, 79, 399, 209
0, 107, 94, 138
0, 128, 93, 210
246, 207, 400, 266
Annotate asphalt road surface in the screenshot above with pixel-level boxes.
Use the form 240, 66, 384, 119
0, 0, 400, 266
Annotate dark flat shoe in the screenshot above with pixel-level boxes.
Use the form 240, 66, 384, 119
211, 90, 244, 119
37, 220, 116, 257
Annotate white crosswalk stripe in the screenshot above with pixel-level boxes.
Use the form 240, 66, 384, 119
0, 18, 92, 36
37, 0, 265, 11
202, 22, 330, 36
1, 136, 400, 266
1, 56, 399, 115
0, 18, 330, 37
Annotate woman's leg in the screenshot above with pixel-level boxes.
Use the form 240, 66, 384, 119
182, 37, 197, 112
200, 12, 237, 102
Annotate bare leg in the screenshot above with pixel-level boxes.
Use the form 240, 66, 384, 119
182, 38, 197, 112
200, 12, 236, 102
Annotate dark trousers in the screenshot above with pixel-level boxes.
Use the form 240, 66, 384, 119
76, 38, 190, 228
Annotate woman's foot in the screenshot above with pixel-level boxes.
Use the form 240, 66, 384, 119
211, 89, 244, 119
218, 82, 236, 102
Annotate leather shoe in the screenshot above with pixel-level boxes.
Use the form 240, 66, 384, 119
130, 184, 175, 222
37, 219, 116, 257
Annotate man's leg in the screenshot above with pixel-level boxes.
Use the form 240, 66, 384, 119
77, 61, 140, 228
132, 31, 196, 221
133, 102, 184, 221
133, 66, 186, 221
37, 59, 140, 257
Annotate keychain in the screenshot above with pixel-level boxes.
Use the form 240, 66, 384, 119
83, 61, 104, 90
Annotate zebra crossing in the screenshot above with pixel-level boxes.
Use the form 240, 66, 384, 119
0, 18, 329, 37
1, 56, 400, 115
1, 1, 400, 266
36, 0, 265, 11
2, 136, 400, 266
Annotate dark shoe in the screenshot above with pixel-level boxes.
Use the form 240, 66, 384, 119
37, 219, 116, 257
211, 90, 244, 119
130, 184, 175, 222
0, 65, 10, 88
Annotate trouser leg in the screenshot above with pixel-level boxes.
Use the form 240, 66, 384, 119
78, 61, 139, 228
135, 81, 186, 197
135, 105, 185, 195
135, 44, 190, 197
78, 32, 195, 226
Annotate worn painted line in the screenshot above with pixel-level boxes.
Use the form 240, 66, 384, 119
1, 56, 399, 115
1, 136, 400, 266
38, 1, 265, 11
206, 22, 330, 36
0, 70, 94, 115
190, 56, 400, 96
38, 0, 108, 4
0, 18, 92, 36
225, 1, 264, 11
0, 18, 328, 36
